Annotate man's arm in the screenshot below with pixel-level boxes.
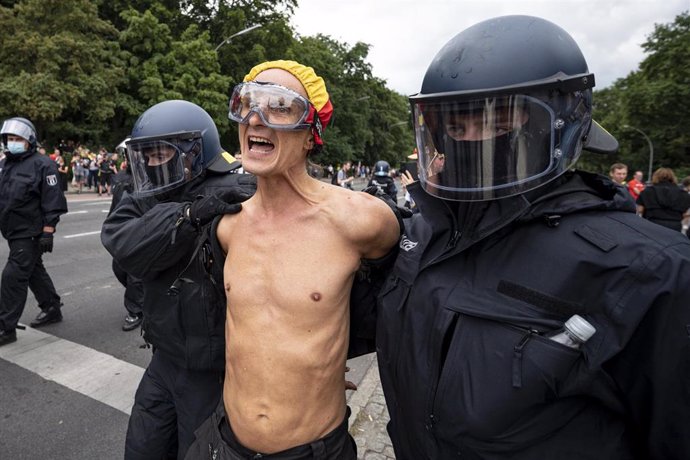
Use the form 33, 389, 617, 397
348, 191, 406, 358
101, 194, 199, 280
40, 159, 68, 229
337, 171, 353, 187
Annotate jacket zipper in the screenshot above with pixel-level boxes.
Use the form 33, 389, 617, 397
425, 313, 461, 449
512, 328, 539, 388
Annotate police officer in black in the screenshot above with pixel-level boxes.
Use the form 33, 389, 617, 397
0, 117, 68, 346
101, 100, 255, 459
364, 15, 690, 459
367, 160, 398, 202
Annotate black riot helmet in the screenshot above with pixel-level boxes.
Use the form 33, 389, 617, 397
374, 160, 391, 177
410, 15, 618, 202
126, 100, 232, 196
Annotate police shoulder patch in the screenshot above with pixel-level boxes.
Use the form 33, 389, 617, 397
46, 174, 58, 186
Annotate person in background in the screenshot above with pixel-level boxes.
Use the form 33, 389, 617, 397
367, 160, 398, 203
337, 160, 354, 189
55, 148, 69, 193
365, 15, 690, 459
627, 170, 646, 200
88, 152, 99, 191
98, 151, 114, 196
71, 151, 87, 194
608, 162, 628, 186
0, 117, 68, 346
636, 167, 690, 233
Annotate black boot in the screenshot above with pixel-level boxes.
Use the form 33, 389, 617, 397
122, 314, 143, 332
30, 303, 63, 328
0, 328, 17, 346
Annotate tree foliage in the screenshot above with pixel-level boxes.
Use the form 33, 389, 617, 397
0, 0, 124, 144
5, 0, 684, 180
586, 11, 690, 179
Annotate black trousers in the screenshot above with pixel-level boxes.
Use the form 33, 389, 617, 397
112, 259, 144, 316
0, 237, 61, 331
125, 351, 224, 460
184, 401, 357, 460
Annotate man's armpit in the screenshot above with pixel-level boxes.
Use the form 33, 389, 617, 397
215, 213, 237, 254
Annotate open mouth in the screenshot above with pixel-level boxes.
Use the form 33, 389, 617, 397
248, 136, 275, 153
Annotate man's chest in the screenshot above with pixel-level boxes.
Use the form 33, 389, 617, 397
224, 222, 360, 309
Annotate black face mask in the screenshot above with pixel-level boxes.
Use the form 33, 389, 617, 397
436, 133, 514, 190
144, 158, 180, 187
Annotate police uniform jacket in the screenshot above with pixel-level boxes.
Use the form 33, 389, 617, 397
0, 150, 67, 240
101, 166, 256, 371
376, 170, 690, 459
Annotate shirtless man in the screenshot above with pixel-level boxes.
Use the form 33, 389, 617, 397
185, 60, 400, 459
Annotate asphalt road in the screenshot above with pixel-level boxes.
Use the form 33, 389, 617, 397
0, 193, 376, 459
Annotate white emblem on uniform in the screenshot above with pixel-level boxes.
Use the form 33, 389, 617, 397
46, 174, 58, 186
400, 234, 418, 252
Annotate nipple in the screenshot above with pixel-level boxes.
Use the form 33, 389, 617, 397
310, 292, 322, 302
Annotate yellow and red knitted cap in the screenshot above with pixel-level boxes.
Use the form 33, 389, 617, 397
244, 60, 333, 146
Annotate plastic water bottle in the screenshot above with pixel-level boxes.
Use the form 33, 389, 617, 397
547, 314, 596, 349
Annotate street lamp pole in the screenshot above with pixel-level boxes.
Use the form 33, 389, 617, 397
624, 125, 654, 183
214, 24, 262, 52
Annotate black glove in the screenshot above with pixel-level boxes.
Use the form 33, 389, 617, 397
362, 186, 414, 219
187, 192, 244, 228
38, 232, 54, 254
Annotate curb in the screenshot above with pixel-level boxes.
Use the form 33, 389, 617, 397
347, 356, 380, 434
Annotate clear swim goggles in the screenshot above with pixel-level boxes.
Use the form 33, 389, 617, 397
228, 81, 315, 130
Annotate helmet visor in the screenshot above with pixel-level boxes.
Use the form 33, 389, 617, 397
413, 95, 557, 201
228, 82, 313, 130
1, 119, 34, 142
126, 132, 203, 195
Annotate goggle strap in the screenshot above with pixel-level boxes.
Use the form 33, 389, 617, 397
305, 106, 324, 146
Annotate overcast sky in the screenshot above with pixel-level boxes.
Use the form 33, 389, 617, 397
290, 0, 688, 96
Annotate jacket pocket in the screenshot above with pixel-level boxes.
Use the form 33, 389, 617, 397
431, 312, 580, 443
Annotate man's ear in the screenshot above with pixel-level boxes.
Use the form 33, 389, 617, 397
304, 136, 315, 151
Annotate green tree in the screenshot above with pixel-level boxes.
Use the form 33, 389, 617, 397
115, 8, 232, 144
285, 35, 414, 169
0, 0, 125, 146
586, 11, 690, 179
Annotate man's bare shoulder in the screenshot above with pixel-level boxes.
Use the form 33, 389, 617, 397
326, 186, 400, 259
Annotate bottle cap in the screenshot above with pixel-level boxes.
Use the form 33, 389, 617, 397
565, 314, 596, 342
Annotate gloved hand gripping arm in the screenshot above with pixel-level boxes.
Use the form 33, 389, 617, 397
184, 190, 245, 228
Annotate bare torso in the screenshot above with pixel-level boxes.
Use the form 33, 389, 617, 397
217, 179, 398, 453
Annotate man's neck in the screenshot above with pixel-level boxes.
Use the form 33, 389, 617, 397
254, 172, 320, 212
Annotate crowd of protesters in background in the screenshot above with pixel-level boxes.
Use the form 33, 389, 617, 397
32, 140, 125, 195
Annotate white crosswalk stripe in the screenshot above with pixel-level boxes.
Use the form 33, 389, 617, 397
0, 326, 143, 415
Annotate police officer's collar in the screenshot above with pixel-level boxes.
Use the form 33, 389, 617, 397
4, 147, 36, 162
